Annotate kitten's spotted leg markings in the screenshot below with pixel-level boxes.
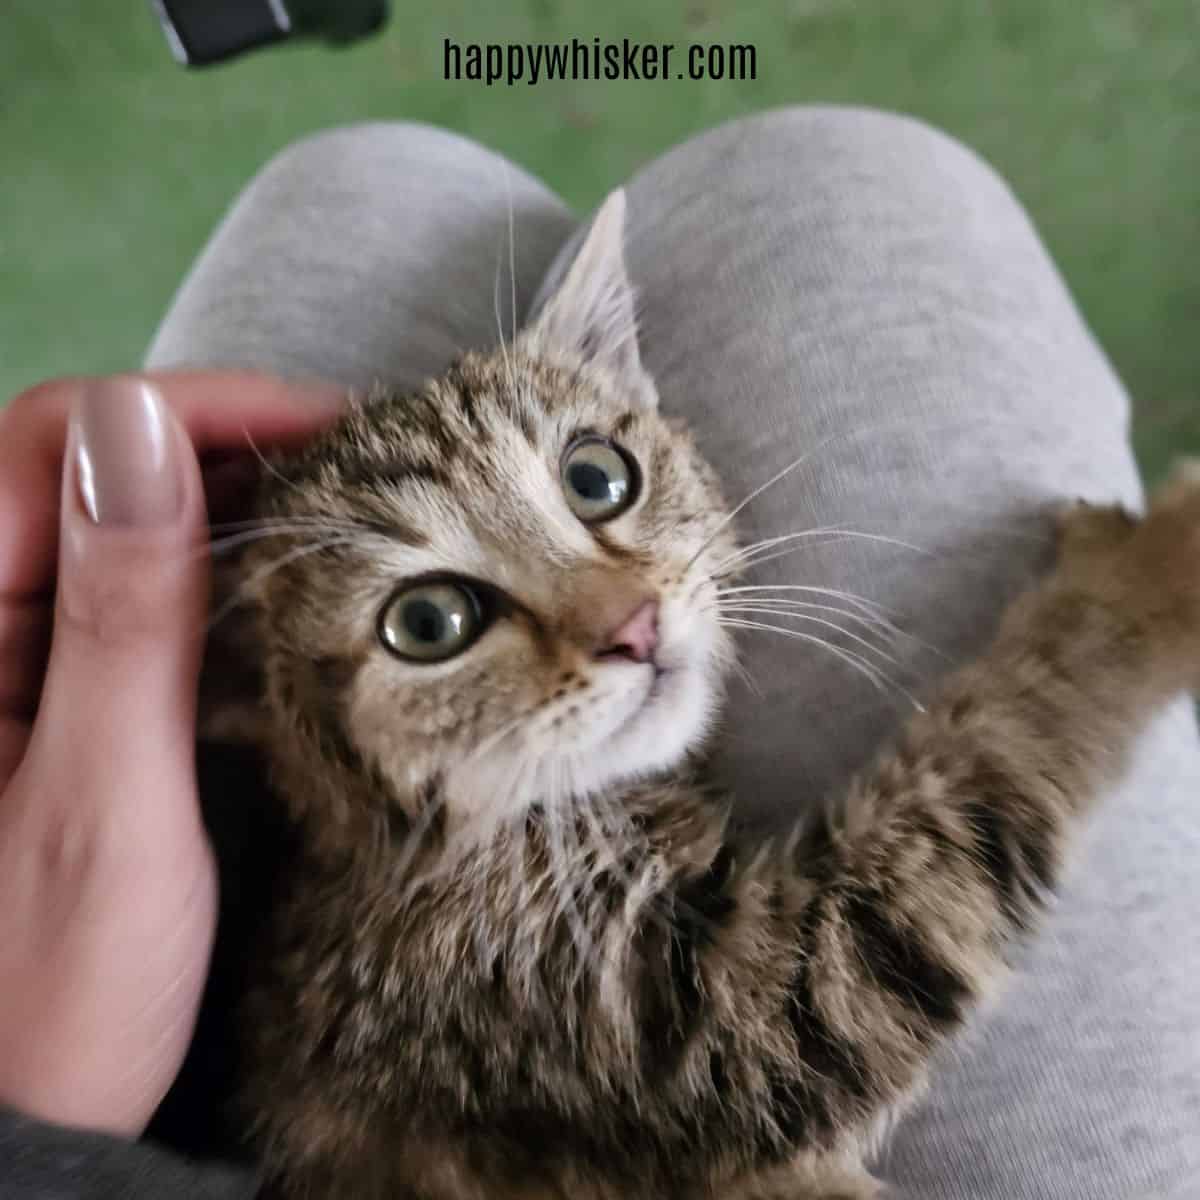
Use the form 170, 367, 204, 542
674, 466, 1200, 1199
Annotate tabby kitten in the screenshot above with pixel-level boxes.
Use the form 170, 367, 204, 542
211, 189, 1200, 1199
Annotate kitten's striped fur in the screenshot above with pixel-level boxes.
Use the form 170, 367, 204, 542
210, 192, 1200, 1198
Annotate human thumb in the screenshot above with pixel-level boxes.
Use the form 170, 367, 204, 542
29, 373, 211, 850
0, 376, 218, 1134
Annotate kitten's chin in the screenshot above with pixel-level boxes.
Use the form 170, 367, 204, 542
558, 620, 730, 798
442, 626, 730, 831
443, 662, 719, 834
596, 661, 716, 780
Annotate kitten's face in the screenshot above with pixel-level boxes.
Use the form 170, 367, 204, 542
231, 192, 737, 834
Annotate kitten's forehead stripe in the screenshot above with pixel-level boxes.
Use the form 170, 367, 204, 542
589, 527, 649, 568
612, 411, 637, 438
415, 773, 444, 815
360, 461, 453, 491
446, 367, 489, 439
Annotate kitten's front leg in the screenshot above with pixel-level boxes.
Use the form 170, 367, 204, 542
722, 1156, 880, 1199
670, 465, 1200, 1197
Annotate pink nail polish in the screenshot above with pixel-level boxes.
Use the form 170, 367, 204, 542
73, 377, 183, 527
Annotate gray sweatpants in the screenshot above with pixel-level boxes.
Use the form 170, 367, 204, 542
148, 108, 1200, 1198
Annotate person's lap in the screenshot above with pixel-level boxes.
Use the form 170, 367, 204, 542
147, 108, 1200, 1198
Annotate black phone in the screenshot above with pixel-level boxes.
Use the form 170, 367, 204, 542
152, 0, 389, 67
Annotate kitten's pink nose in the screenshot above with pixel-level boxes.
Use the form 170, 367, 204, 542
597, 599, 660, 664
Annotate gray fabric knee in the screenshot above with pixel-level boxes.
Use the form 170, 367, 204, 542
146, 121, 577, 392
144, 108, 1200, 1200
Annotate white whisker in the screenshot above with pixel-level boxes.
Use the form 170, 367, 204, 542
505, 162, 518, 349
684, 447, 829, 570
686, 410, 1068, 572
708, 529, 861, 578
586, 793, 731, 943
713, 528, 933, 579
719, 615, 892, 692
460, 711, 529, 770
685, 419, 936, 570
202, 523, 377, 560
707, 526, 852, 577
718, 617, 926, 712
716, 595, 896, 634
726, 653, 765, 698
393, 792, 449, 899
492, 164, 519, 404
543, 797, 598, 982
204, 533, 361, 634
714, 605, 906, 670
239, 423, 306, 499
716, 583, 892, 618
717, 596, 950, 665
208, 515, 369, 533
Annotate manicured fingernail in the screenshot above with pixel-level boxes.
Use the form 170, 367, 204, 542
74, 376, 182, 526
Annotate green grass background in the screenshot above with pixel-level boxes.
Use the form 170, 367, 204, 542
2, 1, 1196, 477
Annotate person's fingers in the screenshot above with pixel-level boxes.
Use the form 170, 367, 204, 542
0, 718, 26, 784
0, 369, 344, 601
0, 369, 341, 735
6, 368, 344, 457
0, 598, 50, 721
0, 374, 248, 1134
22, 376, 212, 844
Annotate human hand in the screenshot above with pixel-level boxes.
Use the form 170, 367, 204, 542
0, 372, 343, 1136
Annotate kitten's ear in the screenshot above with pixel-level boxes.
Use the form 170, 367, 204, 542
522, 188, 658, 409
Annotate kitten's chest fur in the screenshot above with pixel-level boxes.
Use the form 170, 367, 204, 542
238, 778, 804, 1200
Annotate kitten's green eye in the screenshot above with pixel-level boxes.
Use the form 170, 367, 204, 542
561, 437, 638, 524
378, 582, 482, 662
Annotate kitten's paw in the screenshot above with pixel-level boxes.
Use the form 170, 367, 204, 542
1147, 458, 1200, 528
1052, 466, 1200, 677
1056, 464, 1200, 679
728, 1158, 881, 1199
1056, 464, 1200, 583
1135, 462, 1200, 635
1054, 498, 1139, 565
1136, 460, 1200, 579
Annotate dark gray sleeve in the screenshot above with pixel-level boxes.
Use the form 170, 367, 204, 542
0, 1108, 258, 1200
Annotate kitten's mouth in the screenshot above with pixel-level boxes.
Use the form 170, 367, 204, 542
647, 663, 672, 702
575, 616, 719, 781
587, 653, 710, 786
615, 660, 679, 729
